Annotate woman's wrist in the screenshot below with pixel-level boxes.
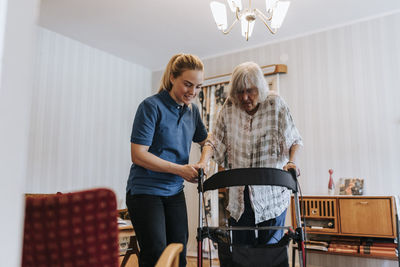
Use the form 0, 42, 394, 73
287, 161, 295, 165
169, 162, 183, 177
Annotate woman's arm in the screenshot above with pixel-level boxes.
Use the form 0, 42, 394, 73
195, 134, 214, 171
131, 143, 199, 183
278, 97, 302, 174
283, 143, 301, 173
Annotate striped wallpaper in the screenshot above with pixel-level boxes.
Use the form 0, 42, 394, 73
25, 27, 152, 208
194, 12, 400, 197
181, 12, 400, 264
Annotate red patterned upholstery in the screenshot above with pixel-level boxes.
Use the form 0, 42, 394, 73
21, 188, 119, 267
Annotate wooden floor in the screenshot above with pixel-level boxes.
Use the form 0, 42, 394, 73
119, 255, 219, 267
187, 257, 220, 267
119, 255, 313, 267
119, 255, 138, 267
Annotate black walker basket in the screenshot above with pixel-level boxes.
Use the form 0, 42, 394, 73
196, 168, 306, 267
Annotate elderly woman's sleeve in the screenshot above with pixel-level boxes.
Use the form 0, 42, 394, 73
279, 101, 303, 153
207, 109, 227, 166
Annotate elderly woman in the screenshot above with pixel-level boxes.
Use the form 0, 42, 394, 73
202, 62, 303, 246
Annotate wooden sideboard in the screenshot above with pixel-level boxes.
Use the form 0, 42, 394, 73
290, 195, 399, 262
291, 196, 397, 238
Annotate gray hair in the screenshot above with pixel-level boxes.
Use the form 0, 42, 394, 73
228, 62, 269, 104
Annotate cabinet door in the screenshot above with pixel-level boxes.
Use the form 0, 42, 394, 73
339, 198, 394, 237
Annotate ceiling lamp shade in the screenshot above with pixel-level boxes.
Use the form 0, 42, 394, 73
210, 1, 228, 30
271, 1, 290, 28
210, 0, 291, 41
226, 0, 243, 12
265, 0, 279, 12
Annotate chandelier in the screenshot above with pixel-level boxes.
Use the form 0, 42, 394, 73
210, 0, 290, 41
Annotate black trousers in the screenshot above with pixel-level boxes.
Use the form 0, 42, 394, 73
229, 186, 287, 246
126, 191, 188, 267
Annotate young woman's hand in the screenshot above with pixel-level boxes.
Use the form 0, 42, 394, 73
179, 164, 200, 183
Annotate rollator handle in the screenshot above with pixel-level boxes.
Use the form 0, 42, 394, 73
197, 168, 205, 267
289, 167, 306, 267
198, 168, 204, 178
197, 168, 204, 193
288, 168, 298, 181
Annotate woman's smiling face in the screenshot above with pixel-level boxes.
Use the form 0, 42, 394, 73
169, 69, 203, 105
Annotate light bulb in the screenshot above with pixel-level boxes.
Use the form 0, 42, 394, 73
240, 12, 255, 38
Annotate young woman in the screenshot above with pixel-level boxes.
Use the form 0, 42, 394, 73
126, 54, 209, 267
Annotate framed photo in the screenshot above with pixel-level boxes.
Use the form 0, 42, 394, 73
339, 178, 364, 195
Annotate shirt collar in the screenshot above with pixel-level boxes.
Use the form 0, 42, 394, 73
159, 89, 187, 111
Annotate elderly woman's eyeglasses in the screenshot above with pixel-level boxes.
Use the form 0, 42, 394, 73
237, 88, 258, 96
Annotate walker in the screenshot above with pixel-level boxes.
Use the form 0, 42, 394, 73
196, 168, 306, 267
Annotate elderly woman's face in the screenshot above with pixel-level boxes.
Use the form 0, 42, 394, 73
237, 87, 259, 114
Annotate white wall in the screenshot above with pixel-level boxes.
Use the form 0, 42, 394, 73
177, 12, 400, 265
200, 12, 400, 197
25, 27, 152, 208
0, 0, 39, 266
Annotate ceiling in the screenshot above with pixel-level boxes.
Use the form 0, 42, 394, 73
38, 0, 400, 71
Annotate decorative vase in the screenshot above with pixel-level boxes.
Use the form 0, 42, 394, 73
328, 169, 335, 195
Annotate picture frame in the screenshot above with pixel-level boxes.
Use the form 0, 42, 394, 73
339, 178, 364, 195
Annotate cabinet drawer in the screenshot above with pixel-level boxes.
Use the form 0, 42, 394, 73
339, 198, 394, 237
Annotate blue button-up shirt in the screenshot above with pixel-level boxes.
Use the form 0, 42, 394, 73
126, 90, 208, 196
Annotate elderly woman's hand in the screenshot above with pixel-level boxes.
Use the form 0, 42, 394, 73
283, 161, 300, 177
193, 162, 207, 176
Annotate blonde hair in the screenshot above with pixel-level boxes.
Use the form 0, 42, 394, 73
158, 54, 204, 93
228, 62, 268, 105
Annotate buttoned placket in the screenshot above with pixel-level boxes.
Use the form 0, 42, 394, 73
246, 113, 256, 223
246, 114, 253, 168
177, 105, 187, 125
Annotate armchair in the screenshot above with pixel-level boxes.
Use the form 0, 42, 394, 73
21, 188, 119, 267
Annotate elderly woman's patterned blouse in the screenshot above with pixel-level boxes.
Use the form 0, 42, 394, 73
209, 94, 303, 224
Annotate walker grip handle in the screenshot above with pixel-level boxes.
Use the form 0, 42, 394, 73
198, 168, 204, 178
197, 168, 204, 193
288, 168, 297, 181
